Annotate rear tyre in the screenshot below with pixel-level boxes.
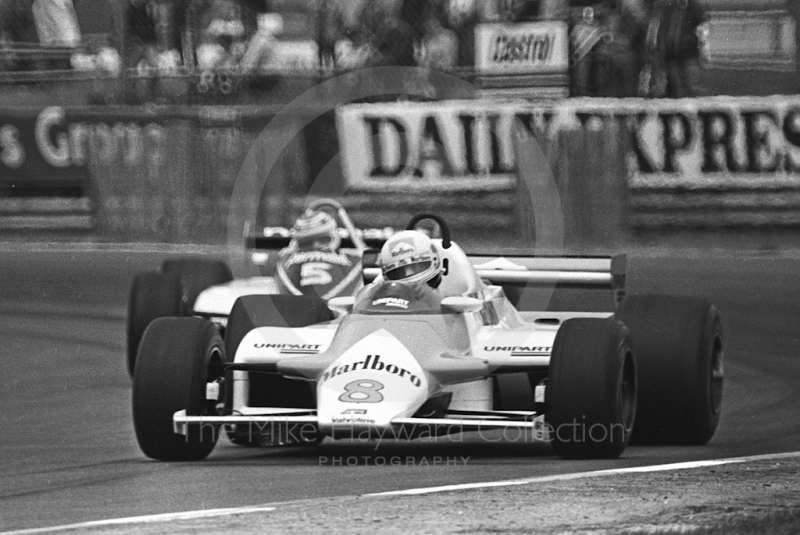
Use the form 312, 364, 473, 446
225, 295, 334, 446
161, 258, 233, 310
132, 317, 226, 461
547, 318, 636, 459
127, 272, 183, 377
616, 295, 723, 445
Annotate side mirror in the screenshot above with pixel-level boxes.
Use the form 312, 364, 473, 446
328, 296, 355, 314
441, 296, 484, 314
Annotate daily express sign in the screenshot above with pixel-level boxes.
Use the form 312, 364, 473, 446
474, 21, 569, 74
336, 97, 800, 191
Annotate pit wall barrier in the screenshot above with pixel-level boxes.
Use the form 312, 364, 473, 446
2, 96, 799, 247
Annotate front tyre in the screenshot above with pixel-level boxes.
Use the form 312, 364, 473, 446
132, 317, 226, 461
547, 318, 636, 459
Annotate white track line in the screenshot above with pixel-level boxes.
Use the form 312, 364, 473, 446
2, 506, 276, 535
5, 451, 800, 534
365, 451, 800, 497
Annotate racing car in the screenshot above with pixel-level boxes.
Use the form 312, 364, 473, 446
126, 198, 388, 377
131, 214, 724, 461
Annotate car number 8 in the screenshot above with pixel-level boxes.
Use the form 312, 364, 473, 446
339, 380, 384, 403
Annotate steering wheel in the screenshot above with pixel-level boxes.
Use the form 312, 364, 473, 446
405, 214, 451, 249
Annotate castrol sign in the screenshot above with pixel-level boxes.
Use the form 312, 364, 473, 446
474, 21, 569, 74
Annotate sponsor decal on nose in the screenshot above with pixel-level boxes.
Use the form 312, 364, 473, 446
321, 354, 422, 387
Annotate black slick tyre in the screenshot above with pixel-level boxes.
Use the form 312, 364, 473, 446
547, 318, 636, 459
132, 317, 225, 461
616, 294, 723, 445
161, 258, 233, 310
127, 272, 183, 377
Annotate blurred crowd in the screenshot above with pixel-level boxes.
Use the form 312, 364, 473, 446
0, 0, 707, 98
570, 0, 707, 98
0, 0, 122, 72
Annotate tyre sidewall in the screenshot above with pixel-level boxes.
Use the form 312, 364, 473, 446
616, 295, 723, 445
547, 318, 635, 459
132, 317, 224, 461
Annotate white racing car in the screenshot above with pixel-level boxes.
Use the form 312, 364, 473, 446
132, 214, 724, 461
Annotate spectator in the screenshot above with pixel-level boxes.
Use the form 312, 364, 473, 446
1, 0, 38, 43
31, 0, 81, 47
325, 0, 373, 71
125, 0, 159, 70
126, 0, 185, 74
316, 0, 343, 69
417, 2, 458, 72
445, 0, 478, 68
151, 0, 186, 69
570, 0, 647, 97
0, 0, 38, 70
570, 4, 605, 96
367, 0, 416, 68
604, 0, 648, 97
195, 0, 246, 70
642, 0, 706, 97
238, 12, 281, 72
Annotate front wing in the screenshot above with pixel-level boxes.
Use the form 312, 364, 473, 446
173, 410, 548, 437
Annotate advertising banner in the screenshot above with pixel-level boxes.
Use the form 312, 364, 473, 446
340, 97, 800, 185
338, 97, 800, 225
474, 21, 569, 75
0, 107, 90, 186
337, 101, 521, 192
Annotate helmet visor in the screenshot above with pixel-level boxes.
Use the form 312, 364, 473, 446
297, 235, 334, 251
384, 261, 432, 281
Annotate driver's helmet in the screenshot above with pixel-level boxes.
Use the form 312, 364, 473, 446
379, 230, 443, 287
290, 210, 340, 252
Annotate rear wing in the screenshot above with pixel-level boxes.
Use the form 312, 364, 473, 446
247, 227, 395, 266
363, 253, 627, 306
246, 227, 393, 251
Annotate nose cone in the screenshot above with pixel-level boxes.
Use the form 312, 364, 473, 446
317, 329, 429, 435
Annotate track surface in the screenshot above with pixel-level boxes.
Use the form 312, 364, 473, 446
1, 250, 799, 531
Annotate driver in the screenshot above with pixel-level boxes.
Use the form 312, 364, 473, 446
289, 209, 340, 252
378, 230, 443, 289
275, 209, 363, 299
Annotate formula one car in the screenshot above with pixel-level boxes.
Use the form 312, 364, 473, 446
132, 214, 724, 461
126, 199, 388, 377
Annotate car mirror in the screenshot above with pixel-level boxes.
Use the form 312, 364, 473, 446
328, 296, 355, 314
441, 296, 484, 313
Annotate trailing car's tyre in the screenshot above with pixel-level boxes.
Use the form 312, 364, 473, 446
225, 294, 334, 446
547, 318, 636, 459
127, 272, 183, 377
132, 317, 225, 461
616, 294, 723, 445
161, 258, 233, 310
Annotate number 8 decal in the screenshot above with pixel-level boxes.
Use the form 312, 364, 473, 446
339, 380, 384, 403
